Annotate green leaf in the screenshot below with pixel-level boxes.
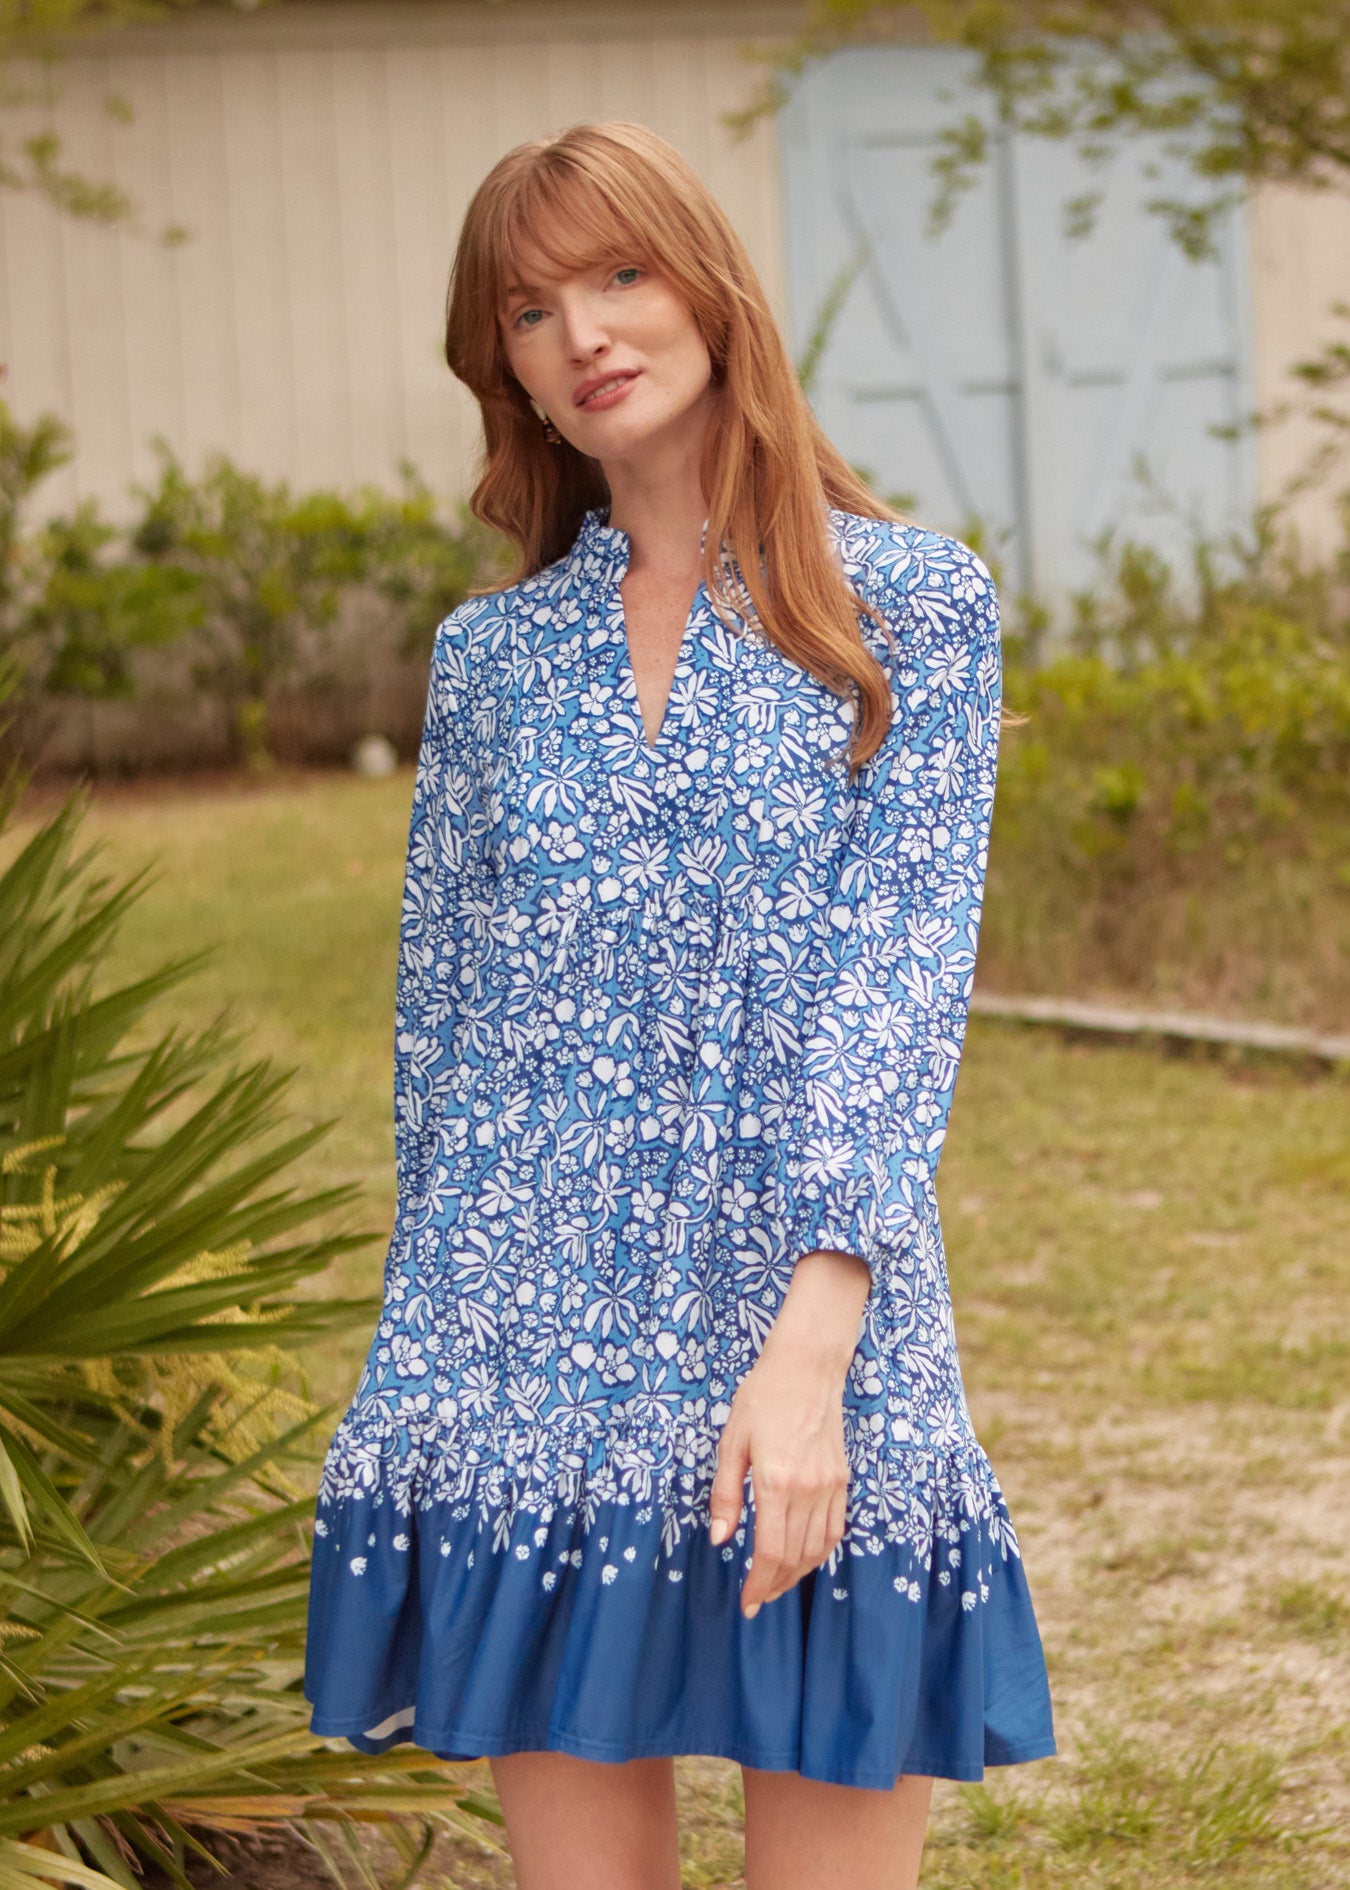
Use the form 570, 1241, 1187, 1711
0, 1842, 124, 1890
0, 1438, 32, 1552
4, 1434, 104, 1573
0, 748, 500, 1870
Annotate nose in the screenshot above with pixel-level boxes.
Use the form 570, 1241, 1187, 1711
558, 290, 611, 365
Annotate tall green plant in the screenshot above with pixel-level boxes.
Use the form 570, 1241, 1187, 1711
0, 674, 503, 1887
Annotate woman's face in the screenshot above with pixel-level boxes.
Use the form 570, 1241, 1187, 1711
500, 250, 714, 468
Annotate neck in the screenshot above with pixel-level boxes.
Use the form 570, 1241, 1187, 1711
602, 401, 711, 580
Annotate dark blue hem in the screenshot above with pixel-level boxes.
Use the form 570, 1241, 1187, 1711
308, 1706, 1058, 1788
305, 1487, 1056, 1793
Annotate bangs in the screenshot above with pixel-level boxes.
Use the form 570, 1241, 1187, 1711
492, 159, 653, 302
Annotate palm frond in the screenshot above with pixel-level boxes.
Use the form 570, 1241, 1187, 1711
0, 761, 499, 1884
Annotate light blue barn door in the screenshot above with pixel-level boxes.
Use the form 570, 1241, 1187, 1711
780, 47, 1256, 600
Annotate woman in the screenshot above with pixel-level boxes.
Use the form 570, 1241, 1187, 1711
305, 121, 1054, 1889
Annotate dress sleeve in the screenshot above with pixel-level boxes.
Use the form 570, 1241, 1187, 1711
775, 533, 1002, 1287
392, 609, 491, 1200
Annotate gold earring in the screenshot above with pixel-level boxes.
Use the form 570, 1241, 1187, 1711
529, 398, 562, 445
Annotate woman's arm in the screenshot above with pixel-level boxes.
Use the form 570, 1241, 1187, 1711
711, 529, 1003, 1615
709, 1247, 869, 1615
392, 610, 492, 1201
777, 531, 1002, 1284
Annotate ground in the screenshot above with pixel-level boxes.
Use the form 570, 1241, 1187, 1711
31, 767, 1349, 1889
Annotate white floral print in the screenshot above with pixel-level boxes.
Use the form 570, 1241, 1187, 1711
317, 509, 1021, 1586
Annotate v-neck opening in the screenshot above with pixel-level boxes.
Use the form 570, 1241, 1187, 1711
618, 581, 707, 755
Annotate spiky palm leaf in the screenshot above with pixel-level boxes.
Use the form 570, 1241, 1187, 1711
0, 698, 502, 1887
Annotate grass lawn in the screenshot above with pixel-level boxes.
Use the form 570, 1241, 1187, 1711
16, 769, 1350, 1889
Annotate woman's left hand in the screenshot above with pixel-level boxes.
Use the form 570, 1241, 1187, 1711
708, 1248, 871, 1618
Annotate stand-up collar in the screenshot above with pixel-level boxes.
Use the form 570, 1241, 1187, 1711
568, 509, 632, 589
567, 508, 716, 592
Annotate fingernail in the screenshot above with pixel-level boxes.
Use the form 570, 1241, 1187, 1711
744, 1602, 760, 1620
710, 1518, 730, 1546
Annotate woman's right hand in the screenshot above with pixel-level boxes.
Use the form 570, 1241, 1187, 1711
707, 1247, 868, 1617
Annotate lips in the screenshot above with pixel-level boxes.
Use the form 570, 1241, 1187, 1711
573, 369, 641, 409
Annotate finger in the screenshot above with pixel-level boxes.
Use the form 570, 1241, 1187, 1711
799, 1497, 834, 1582
709, 1420, 750, 1548
767, 1496, 830, 1603
741, 1485, 787, 1616
823, 1481, 849, 1565
764, 1492, 814, 1604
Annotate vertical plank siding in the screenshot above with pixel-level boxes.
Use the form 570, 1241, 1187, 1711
1249, 182, 1350, 561
0, 0, 1338, 560
0, 2, 789, 516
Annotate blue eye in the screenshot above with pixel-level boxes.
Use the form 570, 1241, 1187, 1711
515, 307, 545, 329
613, 266, 642, 287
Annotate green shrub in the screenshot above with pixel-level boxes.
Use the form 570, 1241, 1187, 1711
0, 407, 199, 724
357, 461, 503, 663
980, 518, 1350, 1018
129, 450, 372, 770
29, 504, 203, 699
0, 406, 500, 773
130, 449, 497, 769
1000, 524, 1350, 873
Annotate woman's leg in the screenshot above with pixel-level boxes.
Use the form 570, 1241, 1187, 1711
488, 1751, 682, 1890
741, 1766, 934, 1890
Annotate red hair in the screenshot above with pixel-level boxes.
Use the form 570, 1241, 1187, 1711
445, 121, 899, 773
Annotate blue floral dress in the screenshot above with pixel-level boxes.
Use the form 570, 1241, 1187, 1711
304, 508, 1055, 1788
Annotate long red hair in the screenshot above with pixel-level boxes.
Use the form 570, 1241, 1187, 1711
444, 121, 899, 773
